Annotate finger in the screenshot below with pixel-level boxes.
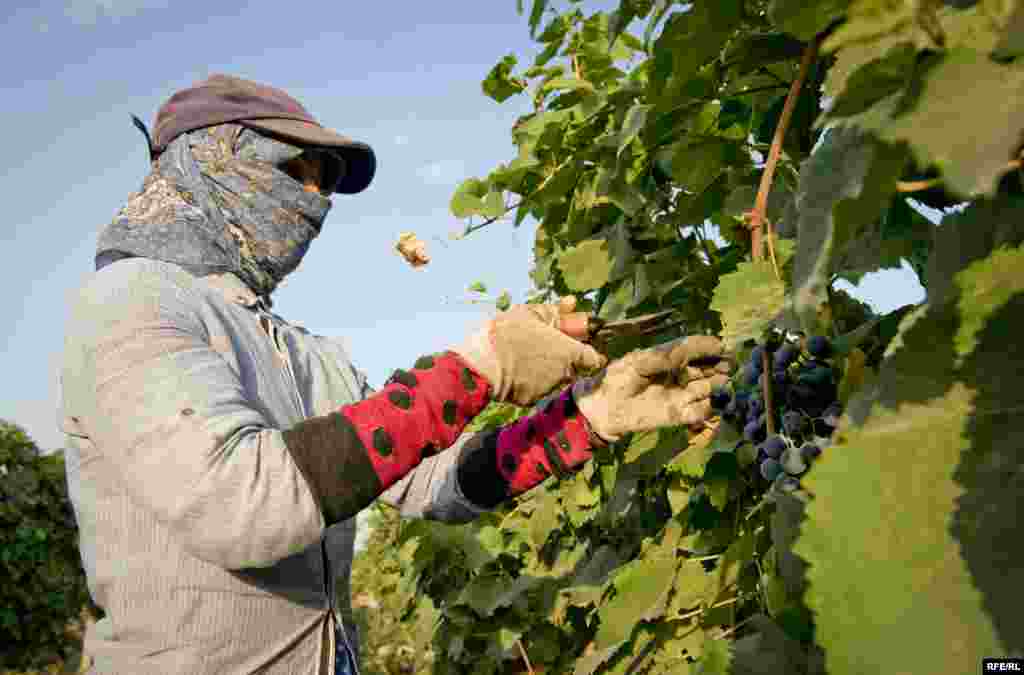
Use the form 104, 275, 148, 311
668, 336, 725, 369
573, 342, 608, 372
698, 360, 735, 379
632, 336, 725, 378
670, 398, 714, 427
707, 373, 731, 391
558, 296, 577, 314
542, 325, 610, 372
520, 303, 561, 327
558, 312, 591, 340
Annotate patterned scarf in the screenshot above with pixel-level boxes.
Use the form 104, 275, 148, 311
96, 122, 332, 304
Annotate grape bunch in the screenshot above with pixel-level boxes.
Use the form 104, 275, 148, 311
711, 330, 844, 494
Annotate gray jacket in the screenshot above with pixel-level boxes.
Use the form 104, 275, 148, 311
59, 258, 491, 675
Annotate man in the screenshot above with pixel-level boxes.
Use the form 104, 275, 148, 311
59, 74, 731, 675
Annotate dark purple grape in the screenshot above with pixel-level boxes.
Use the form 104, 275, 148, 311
806, 335, 832, 358
772, 369, 789, 389
711, 387, 731, 410
773, 344, 799, 369
760, 458, 782, 481
748, 397, 765, 419
760, 435, 786, 459
801, 444, 822, 461
743, 364, 760, 388
782, 411, 807, 436
812, 417, 836, 437
822, 403, 842, 428
750, 344, 766, 367
744, 415, 767, 444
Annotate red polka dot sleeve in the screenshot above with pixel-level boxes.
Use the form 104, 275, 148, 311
282, 351, 491, 526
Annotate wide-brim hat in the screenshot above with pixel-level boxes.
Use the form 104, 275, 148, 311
147, 73, 375, 194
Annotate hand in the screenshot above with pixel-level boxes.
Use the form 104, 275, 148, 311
453, 297, 607, 407
573, 335, 734, 442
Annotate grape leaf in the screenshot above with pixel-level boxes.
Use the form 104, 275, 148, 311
796, 210, 1024, 671
768, 0, 852, 40
594, 550, 677, 649
557, 239, 614, 292
840, 48, 1024, 198
709, 260, 787, 350
482, 54, 526, 103
694, 637, 733, 675
729, 614, 825, 675
789, 126, 907, 335
451, 177, 489, 217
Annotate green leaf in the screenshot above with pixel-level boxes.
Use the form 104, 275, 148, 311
618, 103, 650, 157
594, 554, 677, 649
694, 636, 733, 675
451, 177, 489, 217
796, 212, 1024, 671
789, 126, 907, 335
558, 238, 614, 292
482, 191, 505, 219
768, 0, 852, 40
728, 615, 823, 675
724, 32, 807, 75
824, 42, 916, 120
702, 451, 739, 510
469, 281, 488, 294
528, 0, 548, 38
841, 48, 1024, 197
710, 260, 787, 350
655, 0, 744, 91
482, 54, 526, 103
668, 140, 736, 194
622, 426, 689, 479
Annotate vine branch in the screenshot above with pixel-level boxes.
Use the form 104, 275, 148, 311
747, 36, 821, 276
460, 200, 525, 237
896, 159, 1023, 193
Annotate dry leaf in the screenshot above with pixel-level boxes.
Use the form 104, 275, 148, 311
395, 232, 430, 268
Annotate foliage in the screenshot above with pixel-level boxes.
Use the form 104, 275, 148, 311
365, 1, 1023, 673
0, 422, 101, 672
349, 503, 440, 675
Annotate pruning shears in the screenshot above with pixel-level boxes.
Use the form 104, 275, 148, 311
566, 309, 686, 352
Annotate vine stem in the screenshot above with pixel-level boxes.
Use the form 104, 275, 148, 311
747, 36, 821, 274
517, 639, 535, 675
896, 159, 1023, 193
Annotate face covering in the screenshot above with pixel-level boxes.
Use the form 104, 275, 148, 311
95, 122, 332, 303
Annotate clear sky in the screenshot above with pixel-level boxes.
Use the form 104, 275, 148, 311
1, 0, 925, 454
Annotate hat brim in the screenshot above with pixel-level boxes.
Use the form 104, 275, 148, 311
240, 117, 376, 194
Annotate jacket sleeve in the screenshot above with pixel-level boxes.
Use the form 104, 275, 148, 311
69, 262, 323, 570
69, 260, 490, 570
377, 385, 604, 521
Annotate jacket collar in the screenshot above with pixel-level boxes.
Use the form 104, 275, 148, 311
202, 272, 272, 312
96, 253, 271, 312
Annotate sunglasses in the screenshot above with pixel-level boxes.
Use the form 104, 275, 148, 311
279, 148, 348, 195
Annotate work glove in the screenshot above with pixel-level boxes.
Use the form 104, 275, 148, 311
573, 335, 733, 443
453, 298, 607, 407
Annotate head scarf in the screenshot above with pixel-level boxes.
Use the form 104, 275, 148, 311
96, 122, 332, 304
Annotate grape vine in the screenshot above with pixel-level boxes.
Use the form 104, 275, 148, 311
366, 1, 1024, 674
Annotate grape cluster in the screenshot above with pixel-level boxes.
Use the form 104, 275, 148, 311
711, 330, 843, 494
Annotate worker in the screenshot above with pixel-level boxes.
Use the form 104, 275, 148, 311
58, 74, 731, 675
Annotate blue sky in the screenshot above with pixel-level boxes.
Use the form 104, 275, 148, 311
1, 0, 925, 453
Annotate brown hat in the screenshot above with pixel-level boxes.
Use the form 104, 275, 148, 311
146, 74, 375, 194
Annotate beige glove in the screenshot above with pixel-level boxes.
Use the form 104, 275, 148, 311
453, 300, 607, 407
573, 335, 733, 442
